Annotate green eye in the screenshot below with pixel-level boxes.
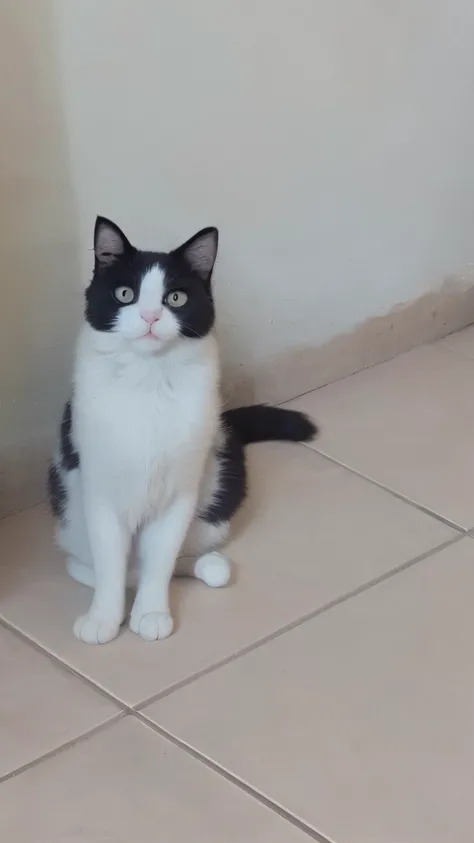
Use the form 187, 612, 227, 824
166, 290, 188, 308
114, 286, 134, 304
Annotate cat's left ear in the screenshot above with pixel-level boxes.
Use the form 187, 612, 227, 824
175, 227, 219, 284
94, 216, 134, 269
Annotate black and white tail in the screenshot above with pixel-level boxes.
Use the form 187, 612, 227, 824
223, 404, 318, 446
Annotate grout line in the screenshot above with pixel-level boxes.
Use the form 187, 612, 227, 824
275, 330, 474, 411
0, 712, 126, 785
0, 704, 332, 842
0, 533, 465, 836
0, 331, 470, 529
274, 348, 421, 410
301, 443, 467, 533
274, 364, 391, 408
276, 384, 331, 407
134, 710, 334, 843
0, 617, 130, 710
1, 535, 464, 720
0, 500, 44, 525
135, 532, 465, 711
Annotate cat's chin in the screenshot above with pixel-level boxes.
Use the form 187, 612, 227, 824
133, 334, 170, 354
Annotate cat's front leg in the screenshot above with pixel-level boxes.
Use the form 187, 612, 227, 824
130, 495, 197, 641
74, 498, 130, 644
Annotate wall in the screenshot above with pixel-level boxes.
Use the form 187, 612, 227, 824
2, 0, 474, 515
0, 1, 80, 516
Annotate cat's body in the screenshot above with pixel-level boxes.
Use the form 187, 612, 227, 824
49, 218, 317, 644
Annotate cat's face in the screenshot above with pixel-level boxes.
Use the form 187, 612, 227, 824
85, 217, 218, 354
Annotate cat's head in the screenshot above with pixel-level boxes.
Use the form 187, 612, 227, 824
85, 217, 218, 353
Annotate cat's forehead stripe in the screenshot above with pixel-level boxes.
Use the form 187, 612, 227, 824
139, 264, 165, 303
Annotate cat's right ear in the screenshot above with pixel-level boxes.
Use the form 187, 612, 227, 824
94, 217, 134, 269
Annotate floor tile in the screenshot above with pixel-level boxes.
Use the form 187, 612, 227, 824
0, 716, 310, 843
437, 324, 474, 360
0, 445, 454, 706
289, 343, 474, 527
0, 625, 118, 779
146, 539, 474, 843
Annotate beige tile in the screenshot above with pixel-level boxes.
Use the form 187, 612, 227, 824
0, 447, 453, 706
0, 716, 310, 843
146, 539, 474, 843
0, 625, 118, 778
289, 343, 474, 528
437, 325, 474, 360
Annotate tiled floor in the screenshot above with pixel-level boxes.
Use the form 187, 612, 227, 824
1, 330, 474, 842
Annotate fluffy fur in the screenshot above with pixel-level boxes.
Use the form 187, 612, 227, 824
48, 217, 318, 644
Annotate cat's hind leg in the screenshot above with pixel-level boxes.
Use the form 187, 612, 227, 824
55, 467, 97, 587
176, 519, 231, 588
174, 420, 247, 589
65, 555, 96, 588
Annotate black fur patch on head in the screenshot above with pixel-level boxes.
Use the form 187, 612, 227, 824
47, 462, 67, 520
60, 401, 79, 471
85, 217, 218, 340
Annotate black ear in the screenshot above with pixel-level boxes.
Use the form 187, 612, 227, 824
175, 227, 219, 282
94, 217, 134, 268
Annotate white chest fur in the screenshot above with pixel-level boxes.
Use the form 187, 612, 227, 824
73, 326, 219, 526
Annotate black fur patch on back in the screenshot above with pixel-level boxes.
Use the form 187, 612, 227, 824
60, 400, 79, 471
201, 427, 247, 525
47, 462, 67, 520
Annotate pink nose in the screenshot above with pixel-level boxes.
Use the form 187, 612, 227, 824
140, 308, 161, 325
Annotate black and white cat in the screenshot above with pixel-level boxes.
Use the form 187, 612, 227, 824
48, 218, 317, 645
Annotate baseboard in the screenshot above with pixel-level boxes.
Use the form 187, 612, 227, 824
223, 283, 474, 407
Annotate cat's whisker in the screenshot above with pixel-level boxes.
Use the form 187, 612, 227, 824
182, 325, 204, 340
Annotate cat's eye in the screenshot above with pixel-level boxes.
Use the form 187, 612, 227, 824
114, 286, 134, 305
166, 290, 188, 308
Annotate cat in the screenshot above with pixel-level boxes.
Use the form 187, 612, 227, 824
48, 217, 318, 645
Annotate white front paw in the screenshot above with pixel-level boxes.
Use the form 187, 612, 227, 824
73, 611, 122, 645
129, 609, 174, 642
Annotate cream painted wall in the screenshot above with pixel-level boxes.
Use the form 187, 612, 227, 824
2, 0, 474, 514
